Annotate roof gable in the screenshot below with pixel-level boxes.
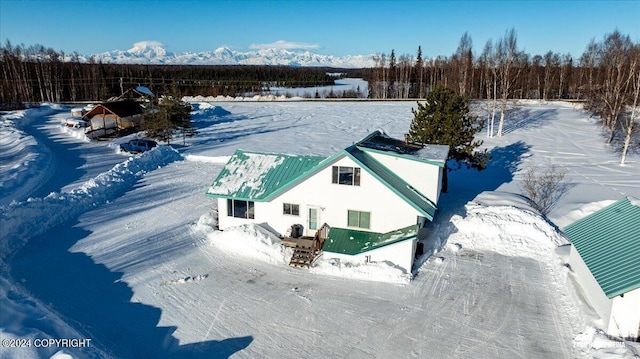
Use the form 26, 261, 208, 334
565, 197, 640, 298
207, 150, 325, 200
344, 146, 437, 220
324, 225, 418, 255
84, 100, 143, 118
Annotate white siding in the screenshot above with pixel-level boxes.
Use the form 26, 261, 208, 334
366, 151, 443, 204
217, 156, 423, 235
217, 198, 256, 229
260, 156, 422, 235
322, 238, 417, 273
609, 287, 640, 339
568, 245, 613, 326
214, 155, 430, 272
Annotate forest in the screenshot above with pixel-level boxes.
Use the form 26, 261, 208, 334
0, 28, 638, 164
1, 29, 638, 149
0, 42, 348, 108
365, 29, 639, 162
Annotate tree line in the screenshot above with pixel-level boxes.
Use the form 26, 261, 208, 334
0, 40, 339, 109
367, 29, 639, 163
365, 29, 637, 104
1, 31, 638, 162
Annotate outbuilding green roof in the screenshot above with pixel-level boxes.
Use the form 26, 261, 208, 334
323, 225, 419, 255
564, 197, 640, 298
206, 150, 325, 201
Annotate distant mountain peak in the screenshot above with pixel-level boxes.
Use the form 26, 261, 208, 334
90, 43, 374, 68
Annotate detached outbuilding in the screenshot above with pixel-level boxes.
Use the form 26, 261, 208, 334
206, 130, 449, 273
83, 100, 144, 139
565, 197, 640, 340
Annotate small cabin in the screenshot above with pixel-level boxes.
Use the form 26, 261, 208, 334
83, 100, 144, 139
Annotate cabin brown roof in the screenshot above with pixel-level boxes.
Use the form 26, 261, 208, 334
83, 100, 143, 119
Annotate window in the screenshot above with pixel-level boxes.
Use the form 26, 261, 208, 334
347, 210, 370, 229
283, 203, 300, 216
227, 199, 255, 219
332, 166, 360, 186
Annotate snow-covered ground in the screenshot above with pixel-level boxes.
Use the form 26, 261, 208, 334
1, 100, 639, 358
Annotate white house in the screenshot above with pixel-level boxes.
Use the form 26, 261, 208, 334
206, 130, 449, 273
565, 197, 640, 340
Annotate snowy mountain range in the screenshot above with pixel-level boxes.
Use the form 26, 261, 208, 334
87, 43, 375, 68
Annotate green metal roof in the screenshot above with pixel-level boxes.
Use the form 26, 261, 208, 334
357, 146, 447, 167
206, 150, 325, 201
355, 130, 449, 167
344, 146, 438, 220
323, 225, 419, 255
564, 197, 640, 298
206, 131, 441, 220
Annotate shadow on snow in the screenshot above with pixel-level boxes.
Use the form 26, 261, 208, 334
10, 221, 252, 359
414, 141, 531, 272
21, 113, 87, 199
497, 107, 558, 136
444, 141, 531, 215
187, 109, 305, 151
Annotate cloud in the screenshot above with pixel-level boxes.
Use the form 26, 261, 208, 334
132, 40, 165, 49
249, 40, 320, 51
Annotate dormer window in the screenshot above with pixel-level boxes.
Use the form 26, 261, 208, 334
332, 166, 361, 186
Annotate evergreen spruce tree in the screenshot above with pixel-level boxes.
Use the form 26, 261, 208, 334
143, 86, 192, 144
388, 49, 397, 98
413, 46, 424, 98
408, 84, 490, 171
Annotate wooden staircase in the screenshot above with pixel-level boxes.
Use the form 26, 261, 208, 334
287, 223, 329, 268
289, 239, 316, 268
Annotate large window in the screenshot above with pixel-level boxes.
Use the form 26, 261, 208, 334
227, 199, 255, 219
332, 166, 361, 186
348, 210, 370, 229
283, 203, 300, 216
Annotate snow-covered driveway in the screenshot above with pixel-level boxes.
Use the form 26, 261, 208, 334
4, 100, 639, 358
10, 157, 574, 358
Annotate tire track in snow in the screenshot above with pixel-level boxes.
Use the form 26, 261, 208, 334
0, 146, 184, 259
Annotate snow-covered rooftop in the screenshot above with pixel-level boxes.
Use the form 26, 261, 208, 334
207, 150, 325, 200
356, 130, 449, 164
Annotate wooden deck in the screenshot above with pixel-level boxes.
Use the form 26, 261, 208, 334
283, 224, 329, 268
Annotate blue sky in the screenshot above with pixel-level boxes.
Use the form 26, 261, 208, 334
1, 0, 638, 59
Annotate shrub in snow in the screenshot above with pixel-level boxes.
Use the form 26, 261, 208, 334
518, 164, 568, 215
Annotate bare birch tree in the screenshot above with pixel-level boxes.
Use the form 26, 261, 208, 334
596, 30, 633, 144
621, 45, 640, 164
481, 40, 498, 137
496, 28, 520, 137
455, 32, 473, 97
580, 39, 599, 101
